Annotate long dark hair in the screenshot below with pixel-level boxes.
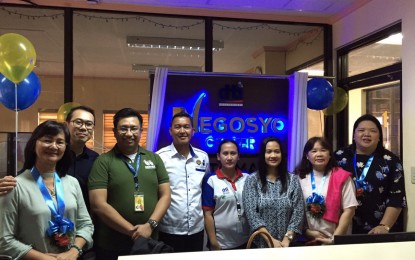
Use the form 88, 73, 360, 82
350, 114, 385, 155
20, 120, 72, 177
295, 137, 338, 179
257, 137, 287, 194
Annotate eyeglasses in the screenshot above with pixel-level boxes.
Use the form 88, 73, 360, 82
117, 127, 141, 134
71, 119, 95, 129
38, 138, 67, 148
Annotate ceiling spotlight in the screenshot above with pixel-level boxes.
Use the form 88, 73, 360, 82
127, 36, 224, 51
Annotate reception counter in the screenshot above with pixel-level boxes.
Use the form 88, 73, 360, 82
119, 241, 415, 260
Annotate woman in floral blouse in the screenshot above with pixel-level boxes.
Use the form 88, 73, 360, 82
242, 137, 304, 248
334, 114, 406, 234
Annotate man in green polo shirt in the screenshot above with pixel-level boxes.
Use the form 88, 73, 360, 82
89, 108, 171, 259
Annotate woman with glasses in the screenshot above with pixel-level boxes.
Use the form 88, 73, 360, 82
242, 137, 304, 248
0, 120, 94, 260
295, 137, 357, 245
202, 139, 250, 250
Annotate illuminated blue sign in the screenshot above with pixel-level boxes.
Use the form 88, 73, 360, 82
155, 73, 289, 154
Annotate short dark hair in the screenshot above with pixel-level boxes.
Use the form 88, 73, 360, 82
21, 120, 72, 177
171, 111, 193, 127
295, 136, 338, 179
113, 108, 143, 129
217, 139, 240, 154
217, 139, 240, 170
351, 114, 384, 154
66, 105, 96, 123
257, 136, 287, 194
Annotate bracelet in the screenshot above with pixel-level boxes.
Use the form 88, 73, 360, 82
379, 224, 390, 231
70, 244, 83, 257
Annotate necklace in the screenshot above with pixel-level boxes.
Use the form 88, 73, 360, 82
48, 186, 56, 198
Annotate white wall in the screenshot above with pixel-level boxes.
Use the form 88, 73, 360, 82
333, 0, 415, 230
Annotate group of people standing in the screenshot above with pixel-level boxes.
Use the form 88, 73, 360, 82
0, 109, 407, 259
201, 114, 406, 249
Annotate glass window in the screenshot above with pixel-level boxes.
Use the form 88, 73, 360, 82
366, 82, 401, 156
73, 12, 203, 153
0, 7, 64, 133
347, 33, 402, 77
212, 21, 323, 74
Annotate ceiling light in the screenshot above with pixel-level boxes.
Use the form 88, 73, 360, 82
132, 64, 203, 72
127, 36, 224, 51
377, 33, 402, 45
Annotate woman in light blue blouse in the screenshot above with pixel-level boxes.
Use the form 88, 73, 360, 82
242, 137, 304, 248
0, 120, 93, 260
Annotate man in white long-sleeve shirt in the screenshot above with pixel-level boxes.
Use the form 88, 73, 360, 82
156, 111, 210, 252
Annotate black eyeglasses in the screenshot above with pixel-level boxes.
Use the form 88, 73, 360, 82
71, 119, 95, 129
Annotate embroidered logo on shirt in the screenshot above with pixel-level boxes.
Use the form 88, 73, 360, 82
143, 160, 156, 169
222, 187, 229, 194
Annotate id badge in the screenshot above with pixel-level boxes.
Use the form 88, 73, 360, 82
134, 192, 145, 212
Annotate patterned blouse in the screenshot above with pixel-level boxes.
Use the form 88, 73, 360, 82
242, 172, 304, 247
334, 146, 407, 234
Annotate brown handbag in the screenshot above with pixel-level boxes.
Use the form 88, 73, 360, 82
246, 230, 275, 248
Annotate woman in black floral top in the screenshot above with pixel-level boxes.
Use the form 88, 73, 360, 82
242, 137, 304, 248
334, 114, 406, 234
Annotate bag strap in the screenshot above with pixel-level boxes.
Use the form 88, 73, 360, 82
246, 230, 275, 248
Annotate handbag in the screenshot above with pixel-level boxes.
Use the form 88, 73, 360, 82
130, 237, 174, 254
246, 230, 275, 248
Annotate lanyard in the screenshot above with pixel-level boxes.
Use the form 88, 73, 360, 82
353, 153, 374, 189
220, 173, 242, 220
124, 154, 141, 190
310, 170, 327, 196
31, 167, 65, 218
222, 180, 242, 220
31, 167, 74, 236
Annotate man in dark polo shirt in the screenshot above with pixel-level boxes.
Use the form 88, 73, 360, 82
65, 105, 99, 211
88, 108, 170, 259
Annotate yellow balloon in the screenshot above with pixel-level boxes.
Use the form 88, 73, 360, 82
0, 33, 37, 83
57, 102, 81, 122
323, 87, 348, 115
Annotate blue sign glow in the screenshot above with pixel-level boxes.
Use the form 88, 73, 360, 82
156, 74, 289, 154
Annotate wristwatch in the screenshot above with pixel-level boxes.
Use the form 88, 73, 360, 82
147, 219, 159, 230
70, 244, 83, 257
284, 232, 294, 241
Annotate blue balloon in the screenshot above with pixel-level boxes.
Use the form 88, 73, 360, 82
307, 78, 334, 110
0, 71, 41, 111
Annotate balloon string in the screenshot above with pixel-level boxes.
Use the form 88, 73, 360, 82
15, 83, 18, 177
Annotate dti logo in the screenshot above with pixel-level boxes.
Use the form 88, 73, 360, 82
218, 82, 244, 107
222, 187, 229, 194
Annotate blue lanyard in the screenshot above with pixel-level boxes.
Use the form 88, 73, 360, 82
31, 167, 65, 217
353, 153, 374, 189
310, 170, 327, 195
124, 154, 141, 190
31, 167, 74, 236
